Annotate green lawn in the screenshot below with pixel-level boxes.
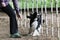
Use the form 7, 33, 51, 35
9, 0, 60, 9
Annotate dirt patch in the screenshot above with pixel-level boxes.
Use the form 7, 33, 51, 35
0, 12, 60, 40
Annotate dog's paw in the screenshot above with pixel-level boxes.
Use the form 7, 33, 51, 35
26, 16, 31, 18
32, 30, 40, 36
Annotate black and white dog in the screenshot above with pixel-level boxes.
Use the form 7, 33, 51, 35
27, 12, 44, 36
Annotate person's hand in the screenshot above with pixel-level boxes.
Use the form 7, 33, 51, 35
16, 13, 22, 19
1, 2, 6, 7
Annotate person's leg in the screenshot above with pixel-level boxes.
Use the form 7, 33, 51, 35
1, 4, 21, 38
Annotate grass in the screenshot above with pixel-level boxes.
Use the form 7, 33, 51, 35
9, 0, 60, 9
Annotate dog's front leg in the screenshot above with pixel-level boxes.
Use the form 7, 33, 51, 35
32, 25, 42, 36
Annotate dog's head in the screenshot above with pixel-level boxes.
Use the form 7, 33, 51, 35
27, 12, 42, 28
27, 12, 41, 22
27, 12, 37, 20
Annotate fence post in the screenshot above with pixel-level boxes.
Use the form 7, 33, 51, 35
41, 0, 44, 36
32, 0, 34, 13
20, 0, 23, 27
26, 0, 30, 28
44, 0, 48, 38
36, 0, 38, 13
56, 0, 59, 40
24, 1, 27, 27
51, 0, 54, 38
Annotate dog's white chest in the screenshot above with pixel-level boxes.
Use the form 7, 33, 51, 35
31, 18, 42, 36
32, 21, 38, 29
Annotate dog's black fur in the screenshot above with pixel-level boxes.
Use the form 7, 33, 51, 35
27, 12, 45, 30
27, 12, 37, 27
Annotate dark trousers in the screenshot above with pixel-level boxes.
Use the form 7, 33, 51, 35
1, 4, 18, 34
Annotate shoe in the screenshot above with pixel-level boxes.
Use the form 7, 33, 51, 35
10, 33, 21, 38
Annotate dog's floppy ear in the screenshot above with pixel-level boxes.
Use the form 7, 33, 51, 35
27, 12, 37, 19
27, 16, 31, 18
27, 13, 33, 19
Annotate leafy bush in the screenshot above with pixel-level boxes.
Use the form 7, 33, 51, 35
9, 0, 60, 9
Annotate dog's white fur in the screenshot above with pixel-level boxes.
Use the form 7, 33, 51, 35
31, 18, 42, 36
32, 18, 38, 29
33, 25, 42, 36
27, 12, 43, 36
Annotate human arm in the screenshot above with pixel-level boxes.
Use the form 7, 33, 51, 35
12, 0, 21, 18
